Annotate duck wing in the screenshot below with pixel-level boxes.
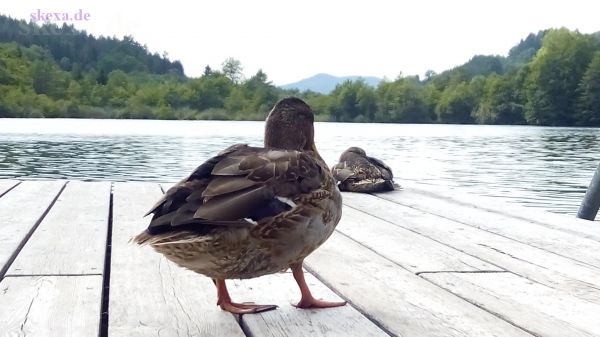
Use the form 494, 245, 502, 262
144, 144, 325, 235
367, 156, 394, 180
331, 161, 356, 182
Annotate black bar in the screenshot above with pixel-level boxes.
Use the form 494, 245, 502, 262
577, 162, 600, 221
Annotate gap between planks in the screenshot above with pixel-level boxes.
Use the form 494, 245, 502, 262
5, 273, 102, 277
372, 190, 600, 270
336, 226, 504, 277
401, 183, 600, 240
0, 180, 20, 198
342, 202, 510, 273
416, 270, 508, 276
343, 197, 600, 284
0, 181, 67, 280
100, 184, 114, 337
302, 263, 398, 337
343, 192, 600, 307
403, 200, 600, 270
416, 274, 544, 337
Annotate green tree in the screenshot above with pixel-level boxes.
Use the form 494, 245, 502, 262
31, 60, 54, 95
377, 77, 430, 123
106, 70, 133, 107
187, 73, 233, 110
525, 28, 598, 125
330, 80, 377, 122
2, 17, 600, 125
242, 69, 279, 116
203, 65, 212, 76
221, 57, 243, 84
302, 91, 334, 121
224, 86, 245, 116
436, 82, 476, 123
577, 52, 600, 126
473, 74, 526, 124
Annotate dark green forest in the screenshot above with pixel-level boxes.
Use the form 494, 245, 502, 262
1, 15, 599, 126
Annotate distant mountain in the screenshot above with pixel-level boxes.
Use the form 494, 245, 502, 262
280, 73, 382, 94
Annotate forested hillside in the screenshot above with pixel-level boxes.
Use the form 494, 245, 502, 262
1, 15, 599, 126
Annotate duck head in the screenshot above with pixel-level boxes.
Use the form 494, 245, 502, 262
264, 97, 316, 152
339, 147, 367, 161
345, 147, 366, 156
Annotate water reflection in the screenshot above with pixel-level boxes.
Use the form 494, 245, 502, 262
1, 119, 599, 215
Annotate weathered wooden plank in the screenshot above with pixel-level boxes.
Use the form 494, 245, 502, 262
0, 180, 19, 197
229, 272, 388, 337
338, 206, 501, 273
7, 181, 111, 275
109, 182, 245, 337
305, 233, 533, 337
343, 192, 600, 302
424, 272, 600, 337
375, 189, 600, 268
0, 180, 65, 275
0, 275, 102, 337
402, 182, 600, 240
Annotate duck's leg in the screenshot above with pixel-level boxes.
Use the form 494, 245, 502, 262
213, 279, 277, 314
290, 263, 347, 309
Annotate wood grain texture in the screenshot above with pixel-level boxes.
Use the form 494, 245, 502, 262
305, 233, 533, 337
337, 206, 501, 273
0, 180, 19, 197
0, 275, 102, 337
229, 272, 388, 337
0, 180, 65, 274
402, 182, 600, 240
7, 181, 110, 275
343, 192, 600, 302
376, 189, 600, 268
3, 179, 598, 337
424, 272, 600, 337
109, 182, 245, 337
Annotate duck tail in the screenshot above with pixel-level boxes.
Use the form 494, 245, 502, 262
130, 230, 154, 245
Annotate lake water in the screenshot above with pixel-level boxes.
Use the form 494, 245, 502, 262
1, 118, 599, 215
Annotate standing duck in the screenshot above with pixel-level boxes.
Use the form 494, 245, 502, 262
133, 97, 346, 314
332, 147, 396, 192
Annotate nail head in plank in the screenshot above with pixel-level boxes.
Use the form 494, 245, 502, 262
109, 182, 245, 337
0, 275, 102, 337
7, 181, 111, 275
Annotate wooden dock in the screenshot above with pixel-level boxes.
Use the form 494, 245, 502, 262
1, 179, 600, 337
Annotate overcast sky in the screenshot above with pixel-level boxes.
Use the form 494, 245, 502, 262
3, 0, 600, 85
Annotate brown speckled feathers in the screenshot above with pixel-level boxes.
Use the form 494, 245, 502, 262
132, 98, 349, 312
332, 147, 395, 192
141, 144, 327, 237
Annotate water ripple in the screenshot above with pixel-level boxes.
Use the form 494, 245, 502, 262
1, 118, 600, 215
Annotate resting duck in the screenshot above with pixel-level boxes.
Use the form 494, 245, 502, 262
134, 97, 345, 314
332, 147, 395, 192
